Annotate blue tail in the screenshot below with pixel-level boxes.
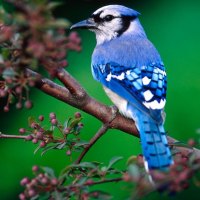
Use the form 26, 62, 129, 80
127, 103, 173, 170
137, 114, 173, 169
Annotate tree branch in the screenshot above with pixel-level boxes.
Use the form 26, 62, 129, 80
27, 68, 138, 136
75, 123, 109, 164
56, 67, 87, 97
25, 68, 200, 159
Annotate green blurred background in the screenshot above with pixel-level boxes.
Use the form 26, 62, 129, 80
1, 0, 200, 199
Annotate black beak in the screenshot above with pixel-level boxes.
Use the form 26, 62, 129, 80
70, 18, 97, 30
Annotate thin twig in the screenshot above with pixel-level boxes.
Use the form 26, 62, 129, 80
0, 133, 27, 140
88, 177, 123, 186
75, 124, 110, 164
65, 177, 123, 190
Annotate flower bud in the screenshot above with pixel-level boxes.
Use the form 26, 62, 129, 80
74, 112, 81, 118
32, 138, 38, 144
40, 141, 46, 148
38, 115, 44, 121
19, 193, 26, 200
28, 189, 36, 197
19, 128, 26, 134
25, 100, 33, 109
3, 105, 9, 112
49, 112, 56, 119
32, 165, 39, 172
51, 118, 57, 125
51, 178, 58, 186
66, 150, 71, 156
20, 177, 30, 186
26, 135, 33, 141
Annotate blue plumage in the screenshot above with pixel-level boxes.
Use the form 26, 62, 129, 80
71, 5, 173, 170
92, 36, 166, 122
127, 104, 172, 169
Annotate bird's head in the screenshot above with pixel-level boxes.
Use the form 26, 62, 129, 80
71, 5, 146, 45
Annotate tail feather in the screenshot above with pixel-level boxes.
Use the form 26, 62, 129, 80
137, 114, 173, 169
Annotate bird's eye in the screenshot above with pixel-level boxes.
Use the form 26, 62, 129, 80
103, 15, 114, 22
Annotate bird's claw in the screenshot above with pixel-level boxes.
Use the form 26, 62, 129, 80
108, 105, 118, 124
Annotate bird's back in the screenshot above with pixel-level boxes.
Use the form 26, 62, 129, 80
92, 35, 162, 69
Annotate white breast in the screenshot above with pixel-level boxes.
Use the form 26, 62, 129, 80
103, 86, 133, 119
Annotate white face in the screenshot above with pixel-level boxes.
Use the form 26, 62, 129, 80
90, 7, 132, 44
88, 5, 145, 45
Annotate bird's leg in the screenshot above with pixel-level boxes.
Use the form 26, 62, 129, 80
107, 105, 118, 125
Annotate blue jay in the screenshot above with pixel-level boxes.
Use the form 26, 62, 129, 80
71, 5, 173, 170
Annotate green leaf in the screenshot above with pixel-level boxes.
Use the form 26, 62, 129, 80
41, 144, 59, 156
42, 166, 55, 178
55, 142, 66, 150
1, 2, 14, 15
70, 162, 98, 170
127, 155, 138, 165
51, 191, 66, 200
77, 177, 87, 185
69, 118, 82, 129
2, 68, 17, 79
101, 166, 107, 172
171, 148, 181, 155
91, 161, 102, 166
34, 145, 41, 155
105, 168, 121, 175
46, 19, 71, 29
9, 93, 15, 104
172, 142, 193, 149
1, 48, 10, 59
28, 116, 36, 127
77, 162, 98, 169
107, 156, 123, 170
30, 58, 38, 70
47, 2, 63, 10
62, 161, 101, 176
63, 117, 72, 129
30, 195, 39, 200
128, 164, 140, 180
74, 141, 89, 148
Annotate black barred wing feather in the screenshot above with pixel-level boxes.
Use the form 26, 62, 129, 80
92, 62, 167, 120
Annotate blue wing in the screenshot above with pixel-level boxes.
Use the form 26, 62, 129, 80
92, 61, 167, 123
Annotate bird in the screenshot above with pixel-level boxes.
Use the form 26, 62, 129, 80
71, 5, 173, 170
